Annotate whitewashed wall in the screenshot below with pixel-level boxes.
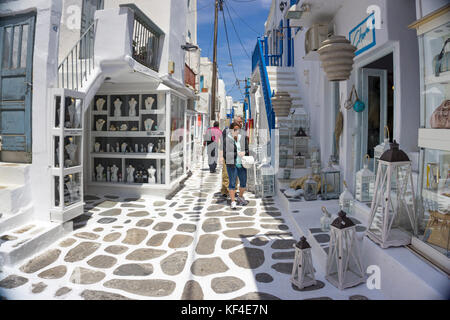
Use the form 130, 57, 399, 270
291, 0, 420, 192
0, 0, 62, 220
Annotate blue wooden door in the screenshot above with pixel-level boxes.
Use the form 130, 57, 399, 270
0, 12, 35, 163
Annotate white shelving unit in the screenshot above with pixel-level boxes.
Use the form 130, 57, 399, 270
410, 7, 450, 273
88, 91, 169, 187
49, 88, 86, 223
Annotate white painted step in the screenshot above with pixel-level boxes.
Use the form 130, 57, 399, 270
0, 183, 31, 215
0, 204, 33, 235
0, 162, 30, 185
0, 220, 73, 267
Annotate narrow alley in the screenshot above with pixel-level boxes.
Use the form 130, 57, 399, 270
0, 156, 378, 300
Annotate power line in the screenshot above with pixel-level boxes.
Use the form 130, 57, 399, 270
227, 1, 261, 36
224, 1, 250, 59
189, 1, 214, 13
221, 7, 245, 100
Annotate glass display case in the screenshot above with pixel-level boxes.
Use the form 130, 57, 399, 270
411, 10, 450, 271
50, 89, 85, 222
88, 90, 187, 188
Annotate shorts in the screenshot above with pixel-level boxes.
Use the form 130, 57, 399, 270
226, 165, 247, 190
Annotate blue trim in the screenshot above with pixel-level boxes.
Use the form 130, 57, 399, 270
349, 12, 376, 56
287, 19, 292, 66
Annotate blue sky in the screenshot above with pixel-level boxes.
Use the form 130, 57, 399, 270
195, 0, 272, 102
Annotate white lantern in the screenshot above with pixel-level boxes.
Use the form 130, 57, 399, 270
339, 180, 354, 215
257, 163, 275, 198
326, 211, 366, 290
291, 237, 317, 289
321, 157, 341, 200
373, 126, 390, 175
356, 155, 375, 203
366, 140, 417, 248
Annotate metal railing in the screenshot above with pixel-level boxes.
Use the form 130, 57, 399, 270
252, 37, 275, 136
57, 22, 96, 91
130, 7, 161, 72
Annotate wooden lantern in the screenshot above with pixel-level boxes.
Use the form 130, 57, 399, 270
366, 140, 417, 248
326, 211, 366, 290
291, 237, 317, 289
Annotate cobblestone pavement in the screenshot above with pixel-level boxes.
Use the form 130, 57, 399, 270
0, 159, 374, 300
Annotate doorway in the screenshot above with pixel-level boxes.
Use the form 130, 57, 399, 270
0, 12, 36, 163
358, 53, 394, 172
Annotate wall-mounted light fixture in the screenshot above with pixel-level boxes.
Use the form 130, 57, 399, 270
286, 3, 310, 20
181, 43, 199, 51
279, 1, 288, 12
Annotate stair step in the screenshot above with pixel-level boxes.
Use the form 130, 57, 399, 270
0, 184, 31, 215
0, 205, 33, 235
0, 220, 72, 267
0, 162, 30, 185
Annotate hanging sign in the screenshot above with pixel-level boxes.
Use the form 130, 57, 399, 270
349, 12, 376, 56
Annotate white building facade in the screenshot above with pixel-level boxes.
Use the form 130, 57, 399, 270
250, 0, 449, 299
0, 0, 204, 266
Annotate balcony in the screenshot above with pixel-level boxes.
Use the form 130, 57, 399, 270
94, 4, 164, 78
184, 63, 196, 90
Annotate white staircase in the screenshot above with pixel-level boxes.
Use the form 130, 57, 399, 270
0, 162, 71, 267
266, 66, 303, 110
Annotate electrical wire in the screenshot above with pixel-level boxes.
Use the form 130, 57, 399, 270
189, 1, 214, 13
224, 1, 250, 59
221, 7, 246, 100
227, 1, 261, 36
231, 0, 258, 3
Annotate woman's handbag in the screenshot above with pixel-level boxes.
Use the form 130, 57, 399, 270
423, 211, 450, 250
430, 100, 450, 129
433, 38, 450, 77
241, 156, 255, 169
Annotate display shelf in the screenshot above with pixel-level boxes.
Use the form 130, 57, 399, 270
418, 128, 450, 151
411, 10, 450, 267
91, 152, 166, 159
92, 111, 108, 115
108, 116, 140, 121
140, 109, 165, 114
425, 70, 450, 86
91, 131, 165, 137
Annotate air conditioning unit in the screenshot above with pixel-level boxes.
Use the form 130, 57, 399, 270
305, 24, 329, 55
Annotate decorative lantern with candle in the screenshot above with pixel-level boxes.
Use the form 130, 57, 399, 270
303, 175, 318, 201
326, 211, 366, 290
373, 126, 391, 175
320, 207, 333, 232
291, 237, 317, 289
366, 140, 417, 248
339, 180, 354, 215
356, 155, 376, 203
321, 156, 341, 200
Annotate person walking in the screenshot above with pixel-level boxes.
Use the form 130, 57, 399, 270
223, 122, 249, 209
204, 121, 222, 173
221, 115, 245, 197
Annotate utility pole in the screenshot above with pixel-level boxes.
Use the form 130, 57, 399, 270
210, 0, 223, 122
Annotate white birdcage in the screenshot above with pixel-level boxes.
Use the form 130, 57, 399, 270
366, 140, 417, 248
291, 237, 317, 289
355, 155, 375, 203
326, 211, 366, 290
